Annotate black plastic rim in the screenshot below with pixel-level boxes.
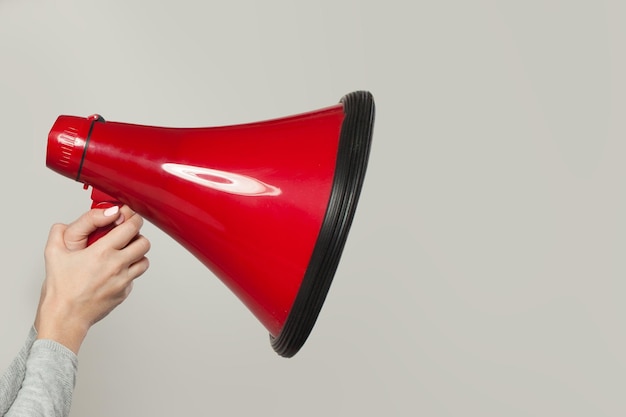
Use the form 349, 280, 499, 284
270, 91, 375, 357
76, 115, 105, 182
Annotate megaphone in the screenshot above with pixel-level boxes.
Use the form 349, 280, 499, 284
46, 91, 375, 357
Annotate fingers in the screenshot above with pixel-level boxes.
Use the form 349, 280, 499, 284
57, 206, 151, 278
118, 205, 134, 222
128, 256, 150, 280
64, 206, 123, 251
61, 206, 151, 279
118, 234, 151, 267
92, 208, 143, 250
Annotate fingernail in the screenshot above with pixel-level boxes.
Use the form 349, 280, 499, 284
104, 206, 120, 217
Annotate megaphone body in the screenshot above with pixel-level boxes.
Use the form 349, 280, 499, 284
46, 91, 375, 357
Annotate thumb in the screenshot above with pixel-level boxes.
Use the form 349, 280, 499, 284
64, 206, 123, 251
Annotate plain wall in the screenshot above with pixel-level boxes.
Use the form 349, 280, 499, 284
1, 1, 625, 416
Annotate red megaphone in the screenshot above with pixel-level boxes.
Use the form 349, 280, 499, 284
46, 91, 375, 357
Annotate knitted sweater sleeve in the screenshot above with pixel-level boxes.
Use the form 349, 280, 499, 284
0, 327, 37, 415
1, 328, 78, 417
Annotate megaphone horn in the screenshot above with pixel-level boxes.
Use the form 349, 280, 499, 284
46, 91, 375, 357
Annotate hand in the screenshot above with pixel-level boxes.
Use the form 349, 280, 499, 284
34, 206, 151, 354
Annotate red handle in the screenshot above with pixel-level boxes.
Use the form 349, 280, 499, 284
87, 187, 121, 246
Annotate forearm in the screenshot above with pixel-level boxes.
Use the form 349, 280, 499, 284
4, 340, 77, 417
0, 327, 37, 415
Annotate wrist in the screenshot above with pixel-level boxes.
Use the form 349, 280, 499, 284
35, 300, 90, 355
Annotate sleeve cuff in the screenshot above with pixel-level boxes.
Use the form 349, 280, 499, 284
31, 339, 78, 364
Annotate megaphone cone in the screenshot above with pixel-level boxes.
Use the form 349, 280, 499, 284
46, 91, 375, 357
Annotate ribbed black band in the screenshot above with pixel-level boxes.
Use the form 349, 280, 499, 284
76, 115, 105, 182
270, 91, 375, 357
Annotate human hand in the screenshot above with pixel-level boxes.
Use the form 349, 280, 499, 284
34, 206, 151, 354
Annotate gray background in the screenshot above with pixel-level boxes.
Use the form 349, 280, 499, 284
1, 0, 625, 416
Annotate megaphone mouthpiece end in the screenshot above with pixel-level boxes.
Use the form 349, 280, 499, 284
47, 114, 106, 182
46, 115, 89, 180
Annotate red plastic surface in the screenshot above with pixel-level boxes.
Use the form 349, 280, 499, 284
46, 105, 345, 336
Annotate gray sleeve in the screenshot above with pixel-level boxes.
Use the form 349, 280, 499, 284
0, 327, 38, 415
3, 339, 78, 417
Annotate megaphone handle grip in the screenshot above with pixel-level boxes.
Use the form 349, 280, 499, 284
87, 188, 121, 246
